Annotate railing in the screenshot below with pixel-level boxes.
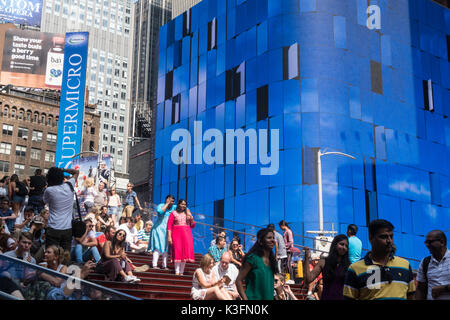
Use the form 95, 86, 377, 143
149, 210, 421, 266
0, 255, 142, 300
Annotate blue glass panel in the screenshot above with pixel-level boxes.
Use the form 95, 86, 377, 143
268, 0, 282, 17
257, 21, 268, 55
182, 36, 191, 65
225, 100, 236, 128
206, 76, 216, 109
338, 185, 353, 224
198, 54, 207, 84
246, 27, 257, 61
227, 8, 236, 41
245, 90, 257, 126
377, 194, 401, 229
284, 185, 302, 223
283, 113, 301, 150
301, 112, 319, 147
189, 86, 198, 117
284, 149, 301, 186
235, 95, 246, 128
270, 186, 285, 223
269, 81, 283, 117
353, 189, 366, 226
267, 48, 283, 82
215, 72, 226, 106
300, 0, 316, 12
236, 164, 246, 195
334, 16, 346, 49
268, 15, 283, 50
175, 14, 183, 41
198, 82, 207, 113
301, 79, 319, 112
166, 44, 174, 72
283, 80, 301, 114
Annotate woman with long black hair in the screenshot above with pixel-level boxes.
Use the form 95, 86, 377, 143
95, 229, 140, 283
303, 234, 350, 300
236, 228, 277, 300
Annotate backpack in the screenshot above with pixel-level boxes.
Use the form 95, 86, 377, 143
16, 181, 29, 197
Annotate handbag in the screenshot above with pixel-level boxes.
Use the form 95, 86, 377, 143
65, 181, 86, 238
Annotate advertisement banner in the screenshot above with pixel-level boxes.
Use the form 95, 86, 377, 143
0, 27, 65, 88
71, 154, 112, 214
0, 0, 43, 27
55, 32, 89, 169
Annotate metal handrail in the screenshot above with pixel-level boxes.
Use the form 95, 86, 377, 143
193, 216, 422, 263
0, 254, 141, 300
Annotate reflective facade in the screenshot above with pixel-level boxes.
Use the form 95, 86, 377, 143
154, 0, 450, 268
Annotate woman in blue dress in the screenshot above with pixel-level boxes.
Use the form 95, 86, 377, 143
149, 195, 175, 269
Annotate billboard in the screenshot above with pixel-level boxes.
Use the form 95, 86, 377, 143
0, 27, 65, 88
55, 32, 89, 169
0, 0, 43, 27
71, 154, 112, 214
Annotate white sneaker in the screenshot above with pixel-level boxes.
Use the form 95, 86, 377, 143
132, 276, 141, 283
124, 275, 135, 283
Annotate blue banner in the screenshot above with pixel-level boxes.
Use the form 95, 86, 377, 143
55, 32, 89, 169
0, 0, 43, 27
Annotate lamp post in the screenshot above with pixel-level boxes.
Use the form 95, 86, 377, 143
307, 149, 356, 237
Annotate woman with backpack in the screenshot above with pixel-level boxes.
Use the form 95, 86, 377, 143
8, 174, 28, 223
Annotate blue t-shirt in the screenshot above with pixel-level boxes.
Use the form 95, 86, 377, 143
125, 191, 137, 206
0, 208, 15, 231
348, 236, 362, 264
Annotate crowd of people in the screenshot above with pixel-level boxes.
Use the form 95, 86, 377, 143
193, 220, 449, 301
1, 169, 449, 301
0, 167, 150, 299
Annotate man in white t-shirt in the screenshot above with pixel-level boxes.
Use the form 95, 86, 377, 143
211, 251, 240, 299
117, 217, 146, 253
43, 167, 79, 252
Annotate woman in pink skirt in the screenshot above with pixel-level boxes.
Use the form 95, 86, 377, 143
167, 199, 195, 275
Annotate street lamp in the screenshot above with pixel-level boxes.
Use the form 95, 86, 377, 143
307, 149, 356, 237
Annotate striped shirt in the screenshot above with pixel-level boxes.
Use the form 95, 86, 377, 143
344, 253, 415, 300
137, 229, 151, 242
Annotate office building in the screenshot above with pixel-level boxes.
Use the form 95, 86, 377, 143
154, 0, 450, 267
40, 0, 135, 175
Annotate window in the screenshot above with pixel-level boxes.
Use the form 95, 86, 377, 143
165, 71, 173, 100
110, 146, 115, 153
208, 18, 217, 51
31, 148, 41, 160
172, 94, 181, 124
104, 112, 110, 119
104, 123, 109, 130
0, 142, 11, 155
370, 60, 383, 94
447, 35, 450, 62
119, 126, 124, 133
0, 160, 9, 173
14, 164, 25, 175
45, 151, 56, 162
2, 124, 13, 136
32, 130, 43, 142
183, 9, 191, 37
225, 62, 246, 101
47, 133, 57, 144
29, 166, 40, 176
423, 79, 434, 111
89, 141, 95, 151
18, 127, 28, 139
15, 145, 26, 157
257, 85, 269, 121
283, 43, 300, 80
110, 135, 116, 143
90, 127, 95, 134
111, 125, 116, 131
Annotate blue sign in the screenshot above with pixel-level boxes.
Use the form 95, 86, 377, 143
55, 32, 89, 169
0, 0, 43, 27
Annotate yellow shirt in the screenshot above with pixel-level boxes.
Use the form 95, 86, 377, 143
135, 220, 143, 231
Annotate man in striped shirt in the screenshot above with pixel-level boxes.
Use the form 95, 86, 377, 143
344, 219, 415, 300
138, 221, 153, 248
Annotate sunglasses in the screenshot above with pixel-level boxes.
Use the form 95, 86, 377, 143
380, 266, 393, 284
424, 239, 441, 245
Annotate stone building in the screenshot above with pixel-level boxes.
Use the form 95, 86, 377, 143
0, 87, 100, 180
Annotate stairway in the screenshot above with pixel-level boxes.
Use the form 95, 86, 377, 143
88, 252, 309, 300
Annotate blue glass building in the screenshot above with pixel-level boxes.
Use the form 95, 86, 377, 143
153, 0, 450, 268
